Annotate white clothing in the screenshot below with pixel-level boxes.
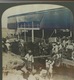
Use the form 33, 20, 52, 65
25, 54, 29, 60
5, 43, 10, 50
46, 60, 51, 68
25, 54, 34, 69
48, 61, 54, 73
58, 44, 62, 50
66, 44, 73, 50
72, 51, 74, 60
66, 40, 71, 45
56, 54, 61, 59
6, 40, 9, 43
52, 45, 58, 54
62, 40, 66, 47
49, 65, 53, 73
25, 54, 34, 63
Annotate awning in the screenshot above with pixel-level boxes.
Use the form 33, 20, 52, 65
7, 7, 74, 29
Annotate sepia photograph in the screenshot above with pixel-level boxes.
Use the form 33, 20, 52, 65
1, 3, 74, 80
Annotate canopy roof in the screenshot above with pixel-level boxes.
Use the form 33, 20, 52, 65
7, 7, 73, 29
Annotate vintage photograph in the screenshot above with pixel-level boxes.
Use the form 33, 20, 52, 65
2, 4, 74, 80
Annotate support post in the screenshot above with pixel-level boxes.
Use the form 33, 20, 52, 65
42, 29, 44, 39
32, 22, 34, 42
70, 31, 72, 37
54, 29, 57, 34
24, 31, 26, 42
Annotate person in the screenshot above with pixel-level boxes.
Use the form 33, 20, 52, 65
72, 51, 74, 60
2, 41, 8, 52
24, 50, 34, 70
5, 39, 10, 53
62, 36, 66, 48
57, 42, 62, 51
52, 42, 58, 55
39, 69, 49, 80
48, 60, 54, 79
53, 53, 61, 67
19, 39, 25, 56
45, 58, 54, 79
66, 43, 73, 59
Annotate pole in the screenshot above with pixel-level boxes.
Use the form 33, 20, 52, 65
24, 31, 26, 42
24, 23, 26, 42
54, 29, 57, 34
32, 21, 34, 42
16, 17, 19, 39
70, 31, 72, 37
32, 29, 34, 42
42, 29, 44, 39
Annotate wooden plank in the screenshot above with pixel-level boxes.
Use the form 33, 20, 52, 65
34, 55, 50, 58
62, 58, 74, 66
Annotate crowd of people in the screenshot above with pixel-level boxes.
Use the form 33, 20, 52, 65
2, 36, 74, 80
2, 36, 74, 60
